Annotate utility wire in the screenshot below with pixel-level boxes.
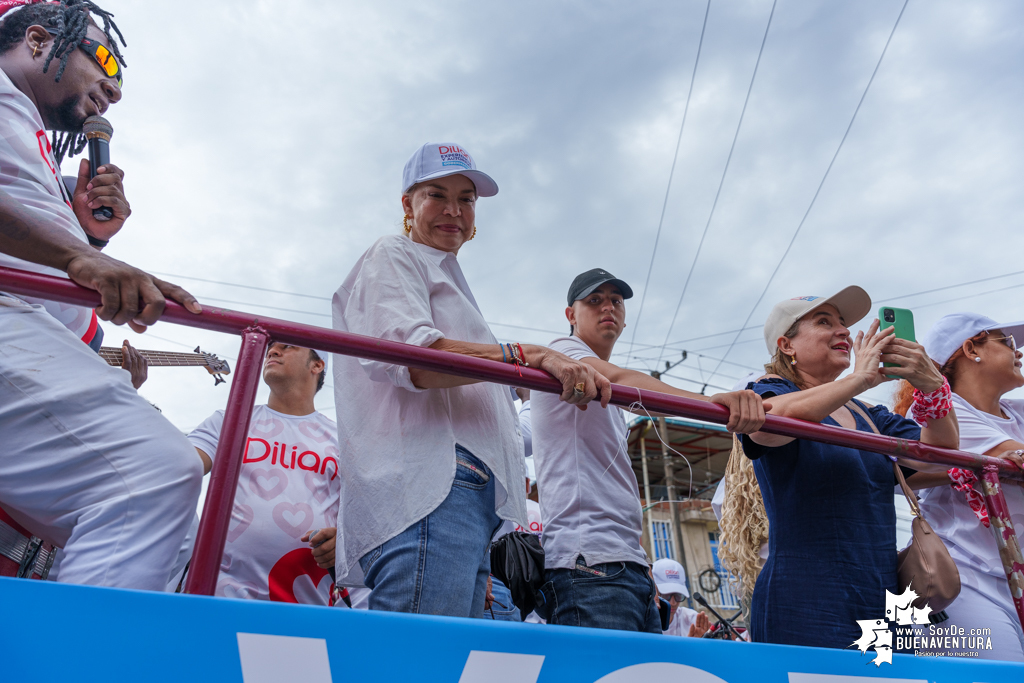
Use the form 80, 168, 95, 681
706, 0, 910, 385
656, 0, 777, 368
627, 0, 712, 360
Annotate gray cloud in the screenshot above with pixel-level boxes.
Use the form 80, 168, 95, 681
78, 0, 1024, 428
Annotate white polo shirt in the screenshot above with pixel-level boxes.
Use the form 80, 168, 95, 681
532, 336, 648, 570
0, 69, 98, 343
917, 394, 1024, 579
332, 235, 526, 585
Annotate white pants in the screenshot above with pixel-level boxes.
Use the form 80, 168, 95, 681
0, 295, 202, 590
939, 564, 1024, 662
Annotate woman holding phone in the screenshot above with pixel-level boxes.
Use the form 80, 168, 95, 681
894, 313, 1024, 661
741, 287, 958, 649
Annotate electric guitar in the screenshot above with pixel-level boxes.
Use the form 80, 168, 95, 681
99, 346, 231, 385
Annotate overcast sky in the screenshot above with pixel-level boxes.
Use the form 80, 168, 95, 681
71, 0, 1024, 438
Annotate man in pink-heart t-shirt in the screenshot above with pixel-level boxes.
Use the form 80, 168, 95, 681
188, 342, 340, 605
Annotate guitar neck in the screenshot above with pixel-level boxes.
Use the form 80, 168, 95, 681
99, 348, 214, 368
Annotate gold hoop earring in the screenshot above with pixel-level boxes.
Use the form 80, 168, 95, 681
467, 225, 477, 241
32, 44, 40, 57
403, 215, 412, 235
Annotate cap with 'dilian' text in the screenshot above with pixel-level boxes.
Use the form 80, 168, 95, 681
402, 142, 498, 197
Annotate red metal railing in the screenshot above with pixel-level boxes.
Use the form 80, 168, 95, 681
1, 266, 1021, 627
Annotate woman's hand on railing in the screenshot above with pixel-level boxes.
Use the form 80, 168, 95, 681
709, 390, 770, 434
523, 345, 611, 410
65, 251, 201, 332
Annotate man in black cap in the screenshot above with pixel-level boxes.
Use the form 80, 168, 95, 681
530, 268, 768, 633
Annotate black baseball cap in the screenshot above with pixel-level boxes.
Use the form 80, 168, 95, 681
566, 268, 634, 306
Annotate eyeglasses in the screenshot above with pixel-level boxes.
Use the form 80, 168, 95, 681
45, 30, 122, 88
991, 335, 1017, 353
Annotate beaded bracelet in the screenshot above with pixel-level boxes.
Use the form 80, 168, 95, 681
911, 376, 952, 427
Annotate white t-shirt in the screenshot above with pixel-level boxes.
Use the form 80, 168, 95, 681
532, 336, 648, 569
665, 604, 699, 636
918, 394, 1024, 579
519, 400, 533, 457
188, 405, 340, 605
0, 69, 98, 343
332, 235, 526, 585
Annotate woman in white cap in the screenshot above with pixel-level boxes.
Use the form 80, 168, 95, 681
652, 558, 709, 637
742, 287, 958, 649
893, 313, 1024, 661
331, 142, 610, 618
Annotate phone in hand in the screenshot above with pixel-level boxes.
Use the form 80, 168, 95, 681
878, 306, 916, 378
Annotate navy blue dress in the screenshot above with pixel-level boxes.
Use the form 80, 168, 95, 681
740, 377, 920, 650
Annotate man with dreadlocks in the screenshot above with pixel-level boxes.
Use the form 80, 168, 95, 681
0, 0, 204, 591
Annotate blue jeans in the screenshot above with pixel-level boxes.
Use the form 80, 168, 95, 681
359, 446, 501, 617
482, 575, 521, 621
540, 556, 662, 633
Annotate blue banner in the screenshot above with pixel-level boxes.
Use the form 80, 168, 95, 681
1, 578, 1019, 682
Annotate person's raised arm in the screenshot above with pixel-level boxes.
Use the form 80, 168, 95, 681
0, 186, 200, 332
577, 356, 768, 434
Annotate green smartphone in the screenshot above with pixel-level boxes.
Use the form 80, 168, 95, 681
878, 306, 916, 376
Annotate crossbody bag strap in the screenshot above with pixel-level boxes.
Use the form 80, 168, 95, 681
844, 400, 922, 519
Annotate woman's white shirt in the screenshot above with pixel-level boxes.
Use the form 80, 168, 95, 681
917, 394, 1024, 578
331, 235, 527, 585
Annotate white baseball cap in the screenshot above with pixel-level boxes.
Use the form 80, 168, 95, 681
762, 286, 872, 355
652, 558, 689, 597
922, 313, 1024, 366
401, 142, 498, 197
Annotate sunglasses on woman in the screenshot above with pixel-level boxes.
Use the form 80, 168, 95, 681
990, 335, 1017, 353
45, 30, 123, 87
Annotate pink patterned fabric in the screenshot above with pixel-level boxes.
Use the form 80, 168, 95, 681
911, 376, 952, 427
0, 0, 47, 19
948, 467, 990, 528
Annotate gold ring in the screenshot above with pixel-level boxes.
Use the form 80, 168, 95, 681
574, 382, 586, 394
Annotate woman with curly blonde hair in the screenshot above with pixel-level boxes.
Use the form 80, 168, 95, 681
718, 436, 769, 610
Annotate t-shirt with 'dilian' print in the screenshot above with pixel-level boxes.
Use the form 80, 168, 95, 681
188, 405, 340, 605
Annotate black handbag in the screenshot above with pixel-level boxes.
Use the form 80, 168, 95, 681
489, 531, 545, 621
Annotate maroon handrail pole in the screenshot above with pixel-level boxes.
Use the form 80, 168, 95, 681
183, 326, 269, 595
979, 465, 1024, 629
0, 266, 1020, 482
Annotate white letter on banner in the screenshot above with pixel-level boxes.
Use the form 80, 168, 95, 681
237, 633, 333, 683
594, 663, 729, 682
458, 651, 545, 683
789, 675, 927, 683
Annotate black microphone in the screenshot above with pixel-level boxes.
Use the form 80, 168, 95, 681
82, 115, 113, 222
692, 591, 745, 641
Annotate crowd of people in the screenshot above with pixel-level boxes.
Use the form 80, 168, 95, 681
0, 0, 1022, 663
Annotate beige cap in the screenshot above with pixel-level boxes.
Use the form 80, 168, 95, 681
763, 286, 872, 355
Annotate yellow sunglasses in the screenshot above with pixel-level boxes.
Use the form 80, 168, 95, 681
45, 30, 123, 87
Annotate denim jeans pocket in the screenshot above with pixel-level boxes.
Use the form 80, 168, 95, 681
572, 559, 626, 581
453, 448, 491, 488
359, 544, 383, 574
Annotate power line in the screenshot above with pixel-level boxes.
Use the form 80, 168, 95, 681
909, 282, 1024, 311
627, 0, 712, 359
875, 269, 1024, 304
151, 271, 332, 301
657, 0, 778, 368
707, 0, 910, 386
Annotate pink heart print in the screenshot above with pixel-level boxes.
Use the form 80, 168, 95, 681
273, 501, 314, 538
304, 471, 329, 503
249, 468, 287, 500
226, 504, 254, 543
249, 415, 285, 439
218, 578, 260, 601
298, 420, 333, 443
